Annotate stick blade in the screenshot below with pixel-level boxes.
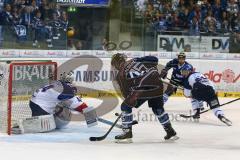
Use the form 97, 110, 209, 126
179, 114, 192, 118
89, 136, 104, 141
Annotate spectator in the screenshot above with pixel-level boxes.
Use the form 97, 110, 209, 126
136, 0, 146, 13
200, 0, 211, 22
67, 39, 76, 50
32, 10, 45, 47
229, 31, 240, 53
75, 40, 83, 50
226, 0, 239, 16
60, 11, 68, 32
29, 0, 39, 14
0, 0, 4, 12
212, 0, 223, 22
20, 6, 33, 28
203, 10, 217, 34
220, 11, 230, 33
0, 3, 13, 25
12, 6, 21, 25
189, 15, 200, 35
101, 38, 109, 50
156, 16, 167, 32
39, 0, 49, 21
178, 7, 190, 28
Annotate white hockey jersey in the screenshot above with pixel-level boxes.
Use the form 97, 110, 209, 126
31, 80, 82, 114
184, 72, 215, 97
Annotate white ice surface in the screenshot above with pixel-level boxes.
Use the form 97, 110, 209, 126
0, 97, 240, 160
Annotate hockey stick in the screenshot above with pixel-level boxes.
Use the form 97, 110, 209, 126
180, 97, 240, 118
97, 114, 138, 129
162, 79, 184, 90
89, 113, 122, 141
97, 117, 123, 129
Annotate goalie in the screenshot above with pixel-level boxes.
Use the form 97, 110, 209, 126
12, 72, 97, 134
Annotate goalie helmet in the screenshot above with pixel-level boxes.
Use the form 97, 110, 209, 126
60, 71, 74, 83
111, 53, 127, 70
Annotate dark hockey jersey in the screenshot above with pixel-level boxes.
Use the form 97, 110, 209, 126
115, 56, 163, 102
165, 58, 193, 84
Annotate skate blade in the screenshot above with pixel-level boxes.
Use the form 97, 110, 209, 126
165, 136, 179, 142
115, 138, 133, 144
221, 119, 232, 126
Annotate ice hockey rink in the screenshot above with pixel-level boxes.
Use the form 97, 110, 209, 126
0, 97, 239, 160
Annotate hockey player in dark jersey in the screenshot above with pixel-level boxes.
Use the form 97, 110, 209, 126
181, 65, 232, 126
111, 53, 178, 142
160, 52, 205, 117
160, 52, 193, 102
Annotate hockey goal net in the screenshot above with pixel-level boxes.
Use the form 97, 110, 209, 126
0, 61, 57, 135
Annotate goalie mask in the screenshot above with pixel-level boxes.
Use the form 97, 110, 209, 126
60, 71, 74, 84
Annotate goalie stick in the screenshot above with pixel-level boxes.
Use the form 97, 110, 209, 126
89, 113, 122, 141
180, 97, 240, 118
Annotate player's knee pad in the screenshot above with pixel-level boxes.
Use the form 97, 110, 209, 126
191, 99, 204, 110
54, 105, 72, 129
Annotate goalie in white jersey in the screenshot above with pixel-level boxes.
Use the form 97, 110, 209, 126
181, 65, 232, 126
12, 72, 97, 134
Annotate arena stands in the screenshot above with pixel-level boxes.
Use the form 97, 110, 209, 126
135, 0, 240, 35
0, 0, 67, 49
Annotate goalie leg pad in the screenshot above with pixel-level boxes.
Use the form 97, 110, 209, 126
19, 115, 56, 134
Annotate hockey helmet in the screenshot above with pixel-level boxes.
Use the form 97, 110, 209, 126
111, 53, 127, 70
177, 51, 186, 59
181, 64, 193, 77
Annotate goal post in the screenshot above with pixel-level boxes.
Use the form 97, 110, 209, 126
0, 61, 57, 135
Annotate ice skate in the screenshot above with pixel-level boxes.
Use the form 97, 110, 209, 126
164, 124, 179, 141
115, 127, 133, 143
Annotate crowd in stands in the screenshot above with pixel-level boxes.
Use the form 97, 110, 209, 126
136, 0, 240, 35
0, 0, 68, 48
